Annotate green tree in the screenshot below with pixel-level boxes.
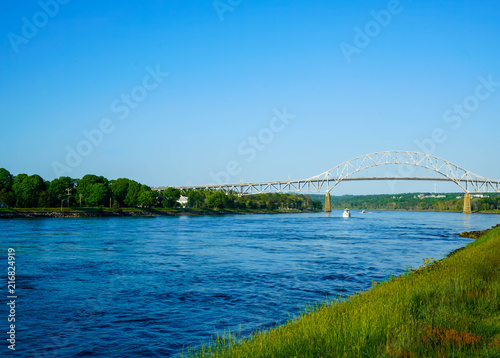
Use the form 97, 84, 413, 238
12, 174, 46, 208
235, 197, 247, 209
76, 175, 109, 206
188, 190, 205, 208
38, 189, 52, 208
247, 200, 257, 209
162, 187, 181, 208
225, 193, 236, 209
137, 186, 156, 208
112, 199, 121, 212
49, 176, 75, 206
0, 168, 15, 207
0, 168, 13, 191
87, 183, 110, 206
110, 178, 130, 206
0, 189, 15, 207
313, 200, 323, 210
207, 191, 224, 209
124, 180, 141, 207
12, 174, 27, 207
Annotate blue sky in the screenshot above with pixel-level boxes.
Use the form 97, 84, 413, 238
1, 0, 499, 194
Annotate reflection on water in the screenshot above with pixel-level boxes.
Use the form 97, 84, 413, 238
463, 213, 472, 228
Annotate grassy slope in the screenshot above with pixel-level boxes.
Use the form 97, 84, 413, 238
184, 227, 500, 358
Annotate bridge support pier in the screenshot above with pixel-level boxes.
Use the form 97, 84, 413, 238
463, 193, 472, 214
324, 192, 331, 212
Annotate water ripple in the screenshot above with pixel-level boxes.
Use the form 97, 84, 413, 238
1, 211, 498, 357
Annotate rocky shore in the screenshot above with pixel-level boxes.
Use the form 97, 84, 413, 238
459, 224, 500, 239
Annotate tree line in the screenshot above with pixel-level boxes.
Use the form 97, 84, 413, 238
0, 168, 322, 211
0, 168, 163, 208
185, 189, 323, 211
327, 193, 500, 212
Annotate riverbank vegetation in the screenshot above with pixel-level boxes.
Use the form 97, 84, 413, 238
0, 168, 321, 212
182, 226, 500, 357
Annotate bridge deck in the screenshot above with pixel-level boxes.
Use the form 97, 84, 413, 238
154, 151, 500, 195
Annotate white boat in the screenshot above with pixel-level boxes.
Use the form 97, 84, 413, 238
361, 210, 366, 213
343, 208, 351, 218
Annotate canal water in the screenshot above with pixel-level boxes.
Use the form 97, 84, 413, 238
1, 211, 499, 357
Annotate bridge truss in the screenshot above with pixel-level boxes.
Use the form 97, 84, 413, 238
175, 151, 500, 195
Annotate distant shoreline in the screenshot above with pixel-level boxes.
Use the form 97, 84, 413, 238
1, 207, 498, 218
330, 208, 500, 215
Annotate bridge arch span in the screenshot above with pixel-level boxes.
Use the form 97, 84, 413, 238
309, 151, 488, 193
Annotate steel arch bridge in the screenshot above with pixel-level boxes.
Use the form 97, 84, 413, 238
172, 151, 500, 213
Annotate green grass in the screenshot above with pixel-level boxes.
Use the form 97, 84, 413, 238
182, 227, 500, 358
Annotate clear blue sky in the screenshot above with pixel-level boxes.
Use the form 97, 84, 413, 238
1, 0, 499, 194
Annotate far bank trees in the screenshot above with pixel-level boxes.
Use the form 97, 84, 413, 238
0, 168, 322, 211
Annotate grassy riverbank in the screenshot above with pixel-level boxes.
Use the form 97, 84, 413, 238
183, 226, 500, 357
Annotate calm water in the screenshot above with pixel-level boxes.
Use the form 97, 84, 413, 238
1, 211, 499, 357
